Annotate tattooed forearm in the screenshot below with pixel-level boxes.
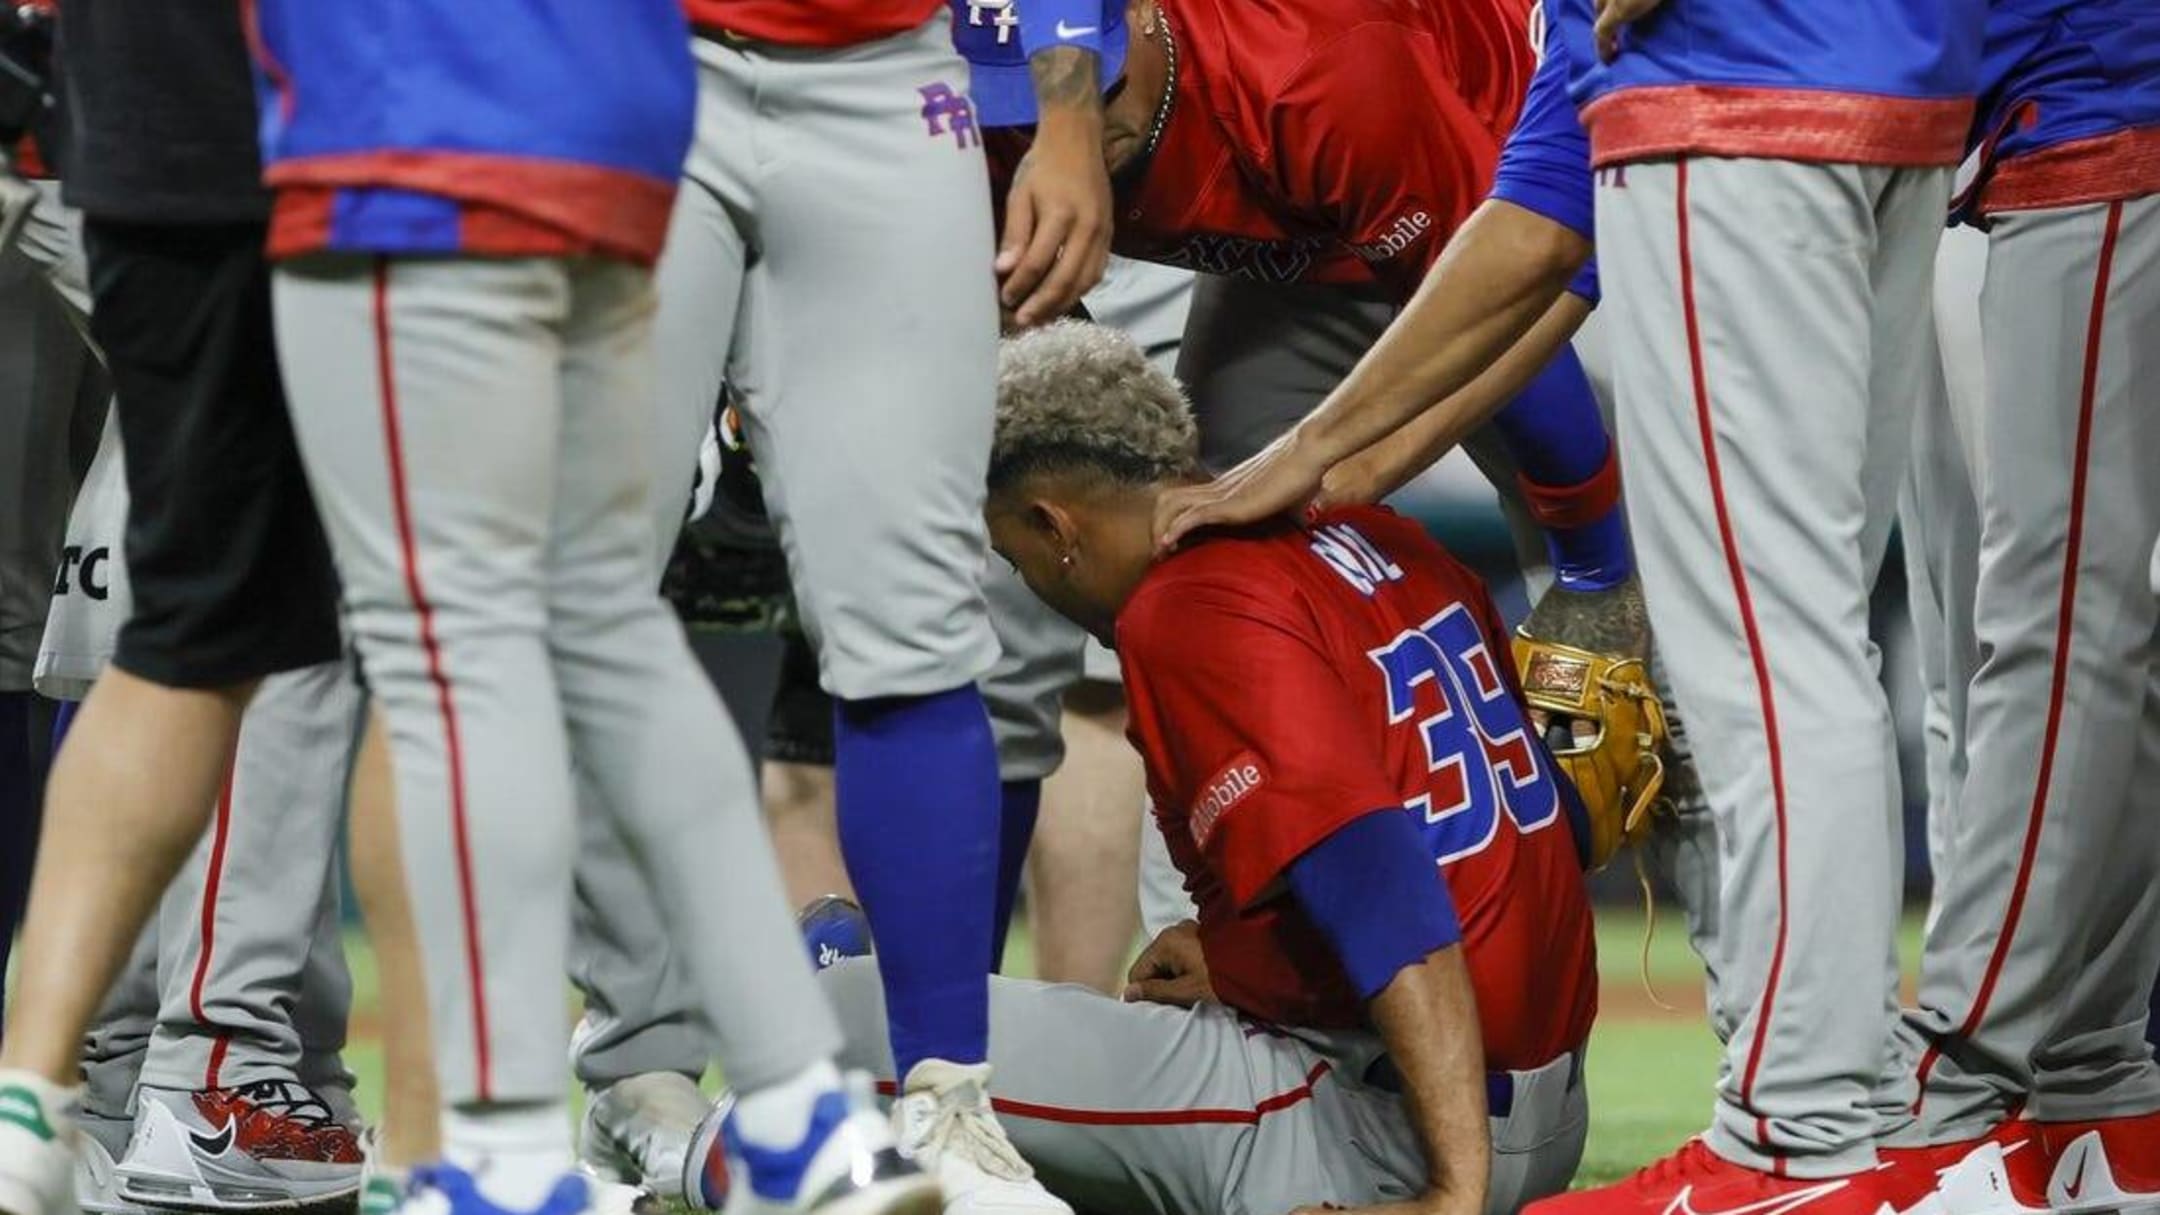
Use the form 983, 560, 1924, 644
1030, 45, 1103, 111
1521, 576, 1652, 659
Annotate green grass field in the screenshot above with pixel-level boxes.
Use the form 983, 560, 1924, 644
325, 908, 1930, 1189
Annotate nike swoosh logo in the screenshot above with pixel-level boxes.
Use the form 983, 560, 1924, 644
1662, 1179, 1851, 1215
2064, 1147, 2089, 1200
1055, 19, 1098, 38
190, 1117, 236, 1157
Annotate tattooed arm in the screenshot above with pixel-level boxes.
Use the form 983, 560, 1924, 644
999, 33, 1113, 327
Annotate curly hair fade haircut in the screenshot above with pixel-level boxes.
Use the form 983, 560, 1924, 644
988, 320, 1199, 495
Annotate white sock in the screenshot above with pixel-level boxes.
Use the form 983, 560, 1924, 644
441, 1102, 574, 1212
730, 1059, 844, 1150
0, 1070, 82, 1130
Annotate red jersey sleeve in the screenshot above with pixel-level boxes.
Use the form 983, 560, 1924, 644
1264, 23, 1503, 298
1119, 571, 1407, 910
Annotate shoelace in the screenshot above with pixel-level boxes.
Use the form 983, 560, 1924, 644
910, 1090, 1035, 1184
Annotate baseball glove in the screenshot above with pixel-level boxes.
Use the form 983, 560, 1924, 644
1513, 630, 1670, 871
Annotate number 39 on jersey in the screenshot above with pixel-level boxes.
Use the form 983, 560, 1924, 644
1369, 605, 1562, 864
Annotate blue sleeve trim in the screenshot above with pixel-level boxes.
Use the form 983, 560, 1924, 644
1565, 256, 1601, 306
1016, 0, 1110, 63
1490, 32, 1596, 241
1286, 809, 1461, 1002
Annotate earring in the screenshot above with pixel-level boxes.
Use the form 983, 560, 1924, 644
1060, 551, 1076, 569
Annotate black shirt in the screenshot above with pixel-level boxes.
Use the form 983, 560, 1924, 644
57, 0, 269, 224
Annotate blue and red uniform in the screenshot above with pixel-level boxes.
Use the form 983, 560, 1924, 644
250, 0, 695, 265
1118, 506, 1597, 1070
949, 0, 1131, 128
1551, 0, 1985, 169
1957, 0, 2160, 218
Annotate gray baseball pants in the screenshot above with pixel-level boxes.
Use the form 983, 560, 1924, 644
1595, 157, 1951, 1176
1883, 194, 2160, 1141
818, 958, 1586, 1215
274, 253, 836, 1103
566, 13, 1002, 1087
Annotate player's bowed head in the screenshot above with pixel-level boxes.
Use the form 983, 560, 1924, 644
986, 320, 1206, 646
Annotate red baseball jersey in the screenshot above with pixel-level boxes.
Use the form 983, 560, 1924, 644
683, 0, 939, 47
1117, 505, 1597, 1071
1102, 0, 1533, 296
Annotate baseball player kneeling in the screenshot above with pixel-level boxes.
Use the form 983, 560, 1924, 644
816, 322, 1597, 1215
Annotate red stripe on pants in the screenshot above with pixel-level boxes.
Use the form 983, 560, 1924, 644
190, 765, 237, 1088
371, 259, 493, 1099
1676, 159, 1796, 1171
1911, 199, 2123, 1110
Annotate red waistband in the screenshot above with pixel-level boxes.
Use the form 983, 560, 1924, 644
265, 151, 677, 265
1983, 125, 2160, 215
1584, 84, 1972, 169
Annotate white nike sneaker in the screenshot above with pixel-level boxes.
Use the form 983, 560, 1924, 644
118, 1083, 361, 1211
890, 1063, 1068, 1215
0, 1070, 85, 1215
686, 1072, 937, 1215
578, 1074, 707, 1203
74, 1127, 143, 1215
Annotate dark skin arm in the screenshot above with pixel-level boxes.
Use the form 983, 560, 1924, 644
999, 46, 1114, 328
1294, 946, 1491, 1215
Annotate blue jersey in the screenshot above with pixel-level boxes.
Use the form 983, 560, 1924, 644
1959, 0, 2160, 217
1489, 19, 1600, 303
950, 0, 1129, 127
253, 0, 695, 264
1551, 0, 1984, 170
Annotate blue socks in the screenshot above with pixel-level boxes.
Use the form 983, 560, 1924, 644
1489, 345, 1633, 591
833, 685, 1000, 1076
993, 780, 1041, 972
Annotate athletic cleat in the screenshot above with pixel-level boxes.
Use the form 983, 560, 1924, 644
890, 1062, 1065, 1215
798, 899, 872, 973
579, 1073, 708, 1202
1520, 1138, 1893, 1215
76, 1127, 145, 1215
2043, 1112, 2160, 1215
118, 1083, 361, 1212
0, 1072, 84, 1215
685, 1075, 937, 1215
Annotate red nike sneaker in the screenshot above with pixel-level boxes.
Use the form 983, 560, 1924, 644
1524, 1139, 1896, 1215
1925, 1119, 2052, 1215
2041, 1109, 2160, 1214
118, 1082, 362, 1211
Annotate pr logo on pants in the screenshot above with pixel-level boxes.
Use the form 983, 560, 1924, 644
919, 83, 980, 149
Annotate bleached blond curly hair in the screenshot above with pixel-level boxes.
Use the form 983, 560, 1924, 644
988, 320, 1200, 494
